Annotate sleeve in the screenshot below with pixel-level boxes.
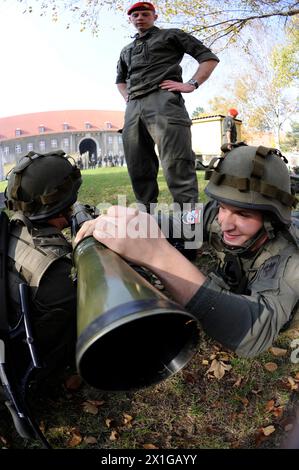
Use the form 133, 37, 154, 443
115, 51, 129, 84
172, 29, 219, 64
185, 255, 299, 358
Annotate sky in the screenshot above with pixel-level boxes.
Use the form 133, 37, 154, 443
0, 1, 226, 119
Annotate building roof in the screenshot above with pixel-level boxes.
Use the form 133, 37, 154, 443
0, 110, 125, 141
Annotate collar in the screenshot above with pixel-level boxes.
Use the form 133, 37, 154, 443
134, 25, 159, 39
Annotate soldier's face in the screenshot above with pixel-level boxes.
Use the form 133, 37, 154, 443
129, 10, 158, 32
218, 203, 263, 247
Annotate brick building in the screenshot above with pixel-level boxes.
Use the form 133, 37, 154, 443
0, 109, 125, 167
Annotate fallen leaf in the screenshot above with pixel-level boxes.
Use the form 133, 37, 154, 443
64, 374, 82, 391
109, 430, 119, 441
268, 347, 288, 357
261, 425, 275, 436
143, 443, 159, 449
264, 362, 278, 372
202, 359, 209, 365
67, 429, 82, 447
82, 401, 99, 415
265, 399, 275, 412
207, 359, 232, 379
295, 372, 299, 380
88, 400, 105, 407
84, 436, 98, 445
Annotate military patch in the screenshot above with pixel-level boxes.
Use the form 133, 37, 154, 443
258, 255, 280, 280
181, 209, 201, 225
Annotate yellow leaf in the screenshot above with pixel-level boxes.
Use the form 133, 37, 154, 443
261, 425, 275, 436
202, 359, 209, 365
264, 362, 278, 372
268, 347, 288, 357
287, 377, 298, 390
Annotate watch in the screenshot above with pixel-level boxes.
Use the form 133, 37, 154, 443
187, 79, 199, 89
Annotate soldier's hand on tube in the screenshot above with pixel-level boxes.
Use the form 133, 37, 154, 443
91, 205, 168, 267
74, 218, 98, 243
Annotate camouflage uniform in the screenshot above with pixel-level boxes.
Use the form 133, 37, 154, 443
184, 145, 299, 357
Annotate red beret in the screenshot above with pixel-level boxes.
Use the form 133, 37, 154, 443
127, 2, 156, 15
228, 108, 238, 117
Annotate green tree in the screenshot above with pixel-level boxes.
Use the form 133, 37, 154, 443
191, 106, 205, 118
281, 121, 299, 152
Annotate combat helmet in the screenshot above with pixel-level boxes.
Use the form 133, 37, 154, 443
205, 143, 297, 226
5, 150, 82, 221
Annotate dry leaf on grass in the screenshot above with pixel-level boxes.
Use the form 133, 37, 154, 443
261, 425, 275, 436
268, 346, 288, 357
67, 429, 82, 447
207, 359, 232, 379
288, 377, 299, 390
264, 362, 278, 372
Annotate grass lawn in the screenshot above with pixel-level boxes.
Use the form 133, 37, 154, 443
0, 167, 298, 450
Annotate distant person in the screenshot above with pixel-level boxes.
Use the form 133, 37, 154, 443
116, 1, 219, 212
222, 108, 239, 149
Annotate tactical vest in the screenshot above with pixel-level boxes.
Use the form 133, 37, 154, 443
7, 212, 72, 326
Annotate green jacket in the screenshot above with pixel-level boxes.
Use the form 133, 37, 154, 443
116, 26, 219, 100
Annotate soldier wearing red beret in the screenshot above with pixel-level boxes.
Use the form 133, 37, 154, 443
116, 2, 219, 213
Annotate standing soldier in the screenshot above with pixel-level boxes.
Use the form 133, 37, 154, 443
116, 1, 219, 212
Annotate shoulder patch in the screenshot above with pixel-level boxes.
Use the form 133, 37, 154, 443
258, 255, 280, 280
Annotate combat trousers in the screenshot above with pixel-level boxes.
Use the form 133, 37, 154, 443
122, 89, 199, 210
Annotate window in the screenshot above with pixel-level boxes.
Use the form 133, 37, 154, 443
39, 125, 45, 133
4, 146, 9, 156
108, 136, 113, 144
63, 122, 69, 130
85, 122, 91, 129
15, 144, 22, 154
15, 128, 21, 137
51, 139, 58, 149
62, 138, 69, 147
27, 143, 33, 152
39, 140, 46, 151
118, 135, 123, 144
105, 121, 112, 129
